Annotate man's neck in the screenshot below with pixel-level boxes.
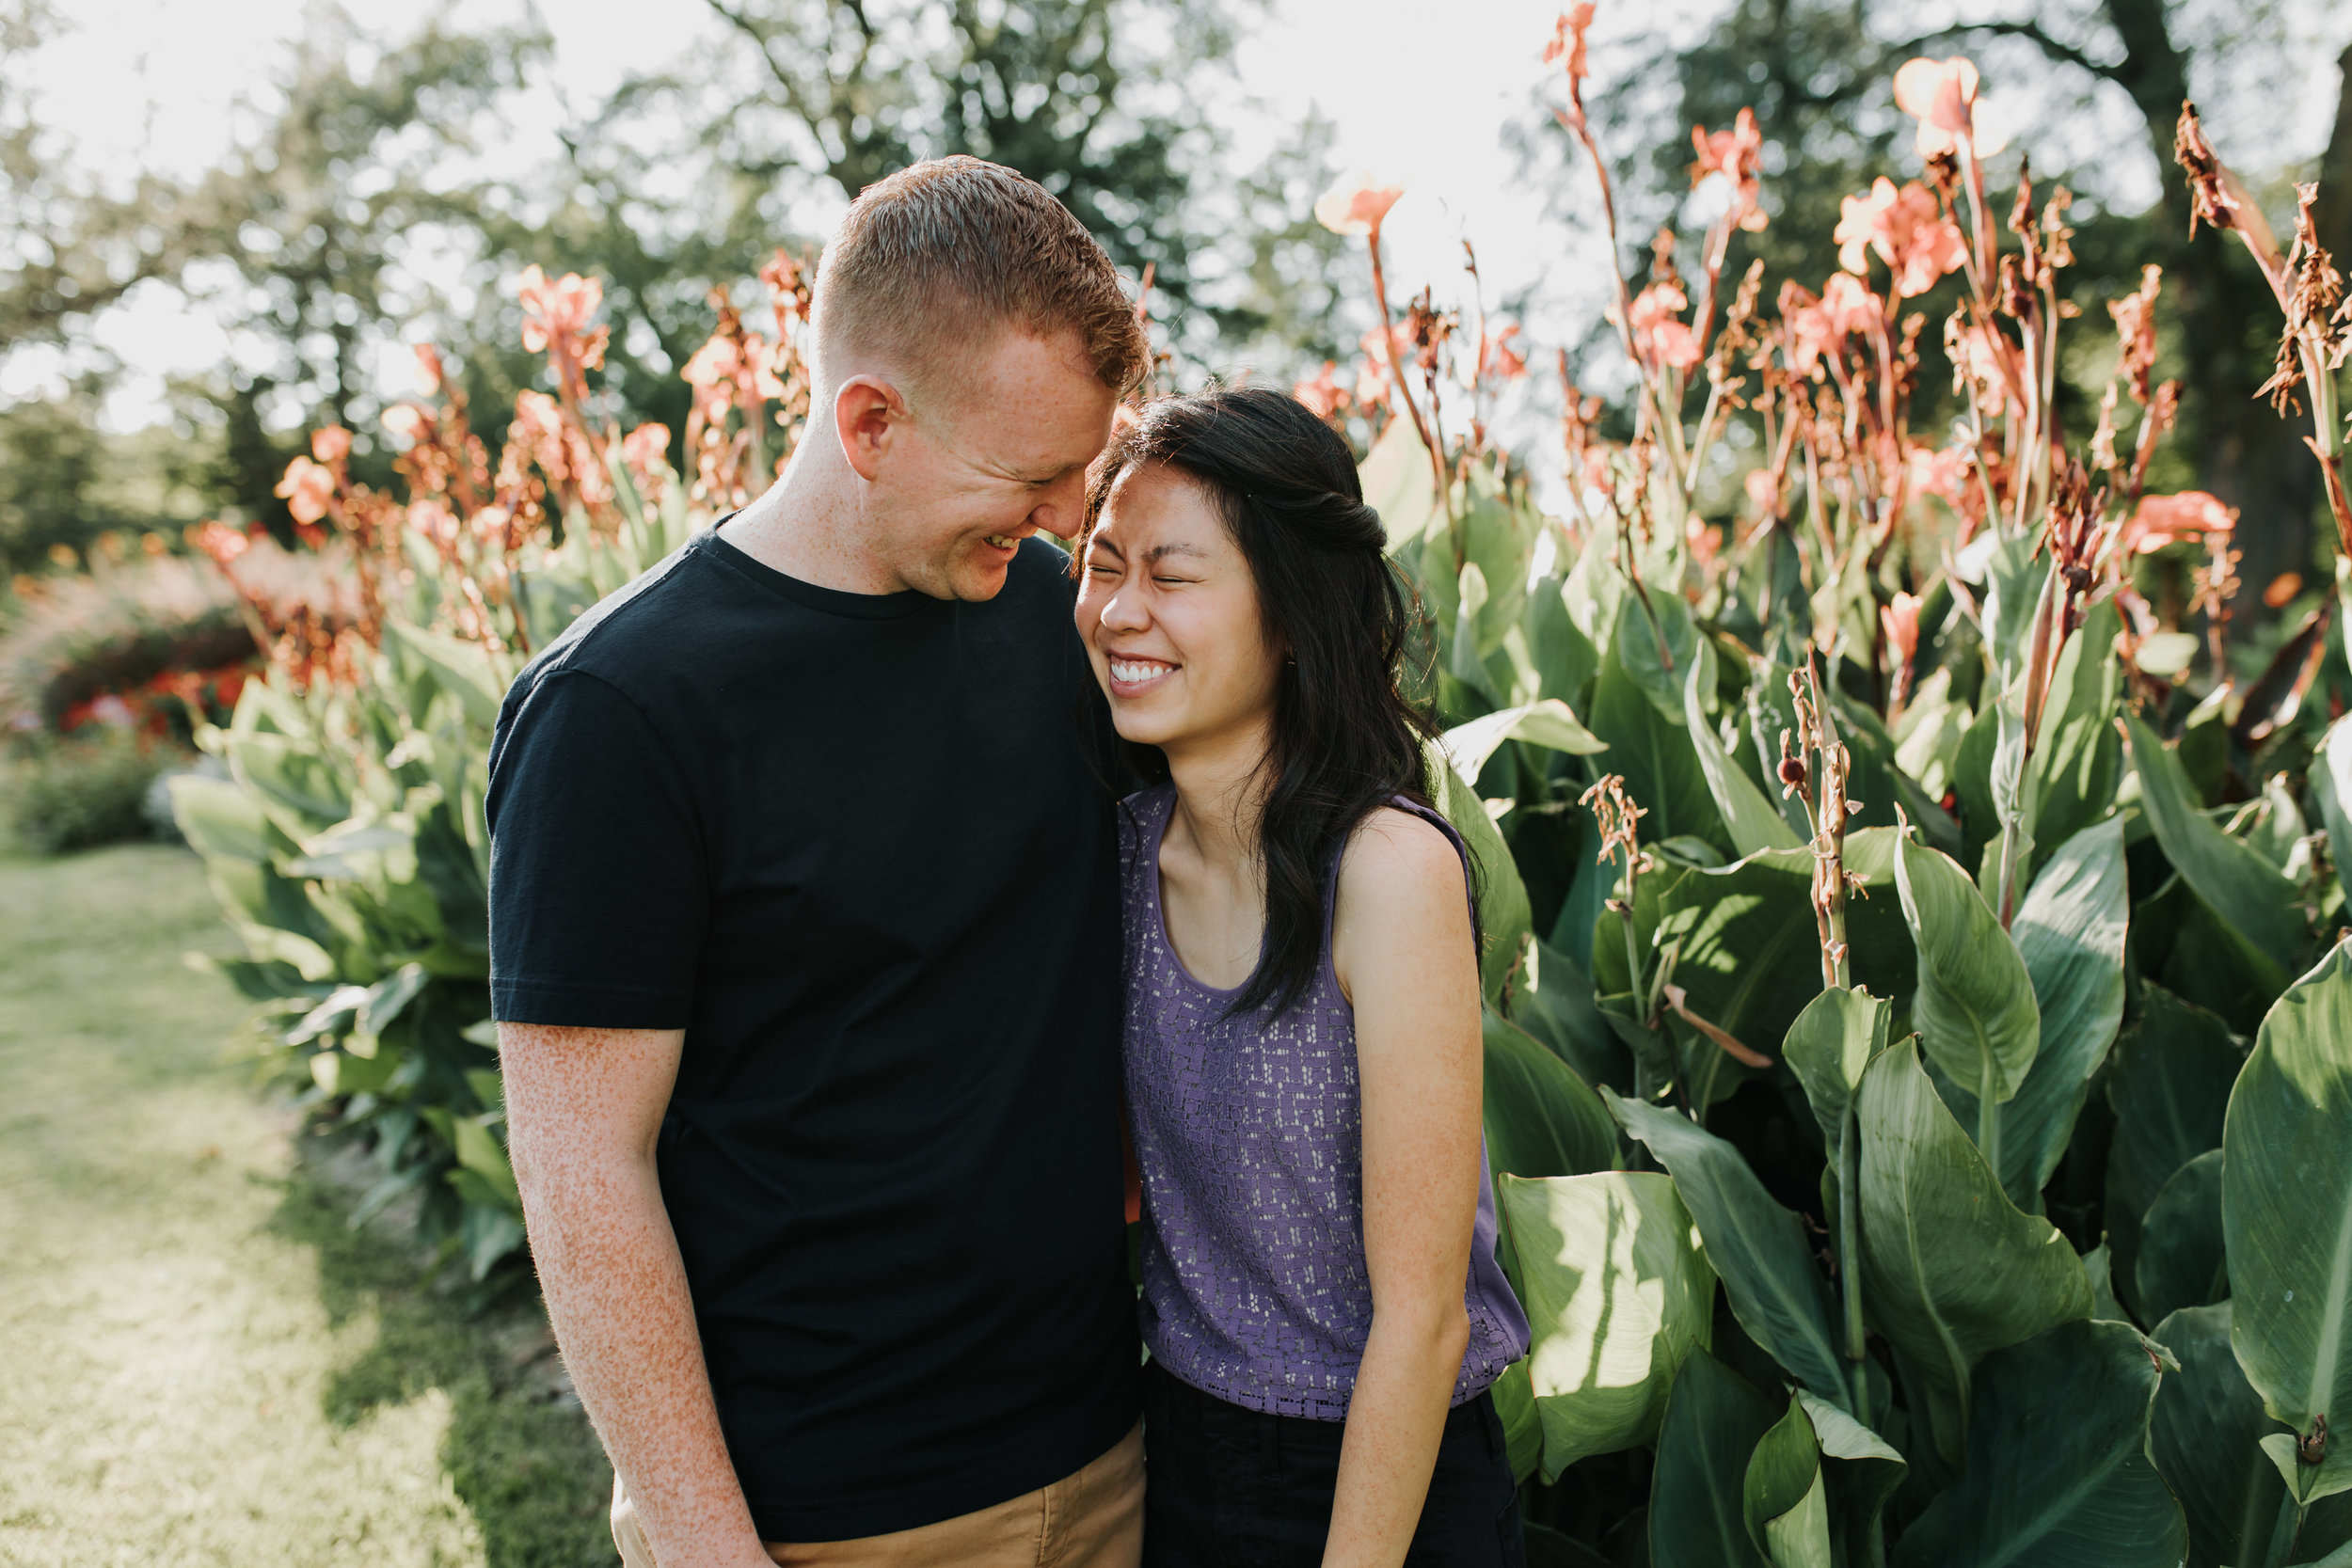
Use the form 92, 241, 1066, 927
717, 449, 905, 595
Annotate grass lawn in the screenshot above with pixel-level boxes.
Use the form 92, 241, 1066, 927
0, 842, 613, 1567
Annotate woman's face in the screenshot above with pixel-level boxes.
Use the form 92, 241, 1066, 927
1075, 464, 1284, 757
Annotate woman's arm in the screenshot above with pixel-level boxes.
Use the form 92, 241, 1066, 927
1324, 808, 1486, 1568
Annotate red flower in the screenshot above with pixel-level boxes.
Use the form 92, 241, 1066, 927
1690, 108, 1767, 233
1313, 171, 1405, 238
1629, 282, 1700, 371
1294, 362, 1349, 420
1543, 4, 1597, 81
2122, 491, 2234, 554
1893, 56, 1979, 159
1836, 179, 1965, 298
276, 456, 335, 526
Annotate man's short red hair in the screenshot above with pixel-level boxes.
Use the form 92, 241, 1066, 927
815, 156, 1148, 400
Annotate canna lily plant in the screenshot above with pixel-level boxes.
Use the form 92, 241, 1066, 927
1311, 12, 2352, 1565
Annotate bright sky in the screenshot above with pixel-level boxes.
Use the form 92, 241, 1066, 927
14, 0, 2350, 439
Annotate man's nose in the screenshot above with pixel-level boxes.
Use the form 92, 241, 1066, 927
1028, 473, 1088, 539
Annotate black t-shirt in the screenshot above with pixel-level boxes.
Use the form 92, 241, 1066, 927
484, 529, 1137, 1542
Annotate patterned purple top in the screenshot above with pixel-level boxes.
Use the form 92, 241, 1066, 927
1118, 784, 1532, 1420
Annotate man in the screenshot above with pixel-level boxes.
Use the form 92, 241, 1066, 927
487, 157, 1148, 1568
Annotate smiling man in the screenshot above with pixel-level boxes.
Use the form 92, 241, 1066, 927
485, 158, 1149, 1568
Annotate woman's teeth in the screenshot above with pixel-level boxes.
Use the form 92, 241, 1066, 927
1110, 660, 1172, 685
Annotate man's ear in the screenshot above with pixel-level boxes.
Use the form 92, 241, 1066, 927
832, 374, 905, 483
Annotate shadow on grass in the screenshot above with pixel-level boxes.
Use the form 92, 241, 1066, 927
268, 1132, 616, 1568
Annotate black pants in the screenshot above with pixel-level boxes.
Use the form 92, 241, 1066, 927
1141, 1361, 1526, 1568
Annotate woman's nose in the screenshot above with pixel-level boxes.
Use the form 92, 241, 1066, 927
1097, 586, 1150, 632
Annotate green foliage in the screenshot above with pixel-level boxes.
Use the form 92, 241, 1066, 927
4, 725, 173, 854
173, 475, 695, 1280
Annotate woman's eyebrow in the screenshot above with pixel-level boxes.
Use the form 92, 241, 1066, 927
1145, 542, 1208, 563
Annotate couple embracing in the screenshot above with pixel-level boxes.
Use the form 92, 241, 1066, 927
487, 155, 1530, 1568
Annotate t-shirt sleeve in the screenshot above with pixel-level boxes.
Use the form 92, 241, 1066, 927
486, 668, 707, 1027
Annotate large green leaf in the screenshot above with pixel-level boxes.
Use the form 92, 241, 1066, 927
2105, 985, 2243, 1323
1856, 1040, 2090, 1466
2224, 943, 2352, 1505
1650, 832, 1913, 1112
1648, 1350, 1774, 1568
1616, 582, 1708, 723
1889, 1319, 2187, 1566
1587, 605, 1724, 850
1527, 575, 1601, 710
2314, 717, 2352, 909
386, 616, 508, 730
1611, 1094, 1849, 1410
1425, 746, 1534, 1001
1894, 829, 2041, 1114
1931, 816, 2129, 1208
1486, 1008, 1619, 1180
1781, 986, 1893, 1153
1498, 1170, 1717, 1481
1362, 411, 1440, 554
1441, 699, 1608, 787
169, 773, 285, 864
1490, 1358, 1545, 1485
1744, 1396, 1834, 1568
2151, 1301, 2352, 1568
1796, 1391, 1907, 1566
1686, 661, 1803, 856
2024, 599, 2124, 862
1509, 937, 1630, 1096
2136, 1148, 2227, 1326
2122, 711, 2303, 977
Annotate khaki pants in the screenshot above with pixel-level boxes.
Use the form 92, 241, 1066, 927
611, 1422, 1144, 1568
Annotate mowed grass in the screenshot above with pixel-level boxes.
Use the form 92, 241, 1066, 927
0, 842, 613, 1567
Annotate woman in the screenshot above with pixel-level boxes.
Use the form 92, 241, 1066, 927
1074, 387, 1531, 1568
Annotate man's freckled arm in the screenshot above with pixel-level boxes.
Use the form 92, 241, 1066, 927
499, 1021, 772, 1568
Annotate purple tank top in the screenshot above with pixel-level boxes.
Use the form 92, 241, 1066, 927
1118, 784, 1533, 1420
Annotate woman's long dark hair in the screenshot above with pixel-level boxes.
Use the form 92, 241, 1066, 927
1081, 386, 1470, 1017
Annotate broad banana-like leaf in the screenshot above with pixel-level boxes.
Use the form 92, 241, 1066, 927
1586, 603, 1724, 849
2023, 599, 2124, 863
1498, 1170, 1717, 1481
2314, 717, 2352, 906
1615, 583, 1709, 724
227, 730, 353, 834
2081, 1243, 2128, 1323
1685, 661, 1802, 856
2135, 1148, 2226, 1326
1932, 816, 2129, 1208
1484, 1008, 1619, 1180
2150, 1301, 2352, 1568
1796, 1390, 1907, 1566
1507, 937, 1629, 1096
1650, 832, 1914, 1114
1857, 1040, 2090, 1466
1648, 1350, 1774, 1568
1489, 1358, 1544, 1485
1362, 411, 1439, 554
170, 773, 285, 864
2122, 711, 2302, 979
2104, 984, 2241, 1319
1441, 699, 1608, 787
1782, 986, 1894, 1151
386, 616, 508, 730
1423, 745, 1533, 1002
1894, 829, 2041, 1110
1744, 1396, 1834, 1568
1611, 1093, 1849, 1410
1889, 1319, 2186, 1566
2224, 942, 2352, 1505
1526, 575, 1600, 711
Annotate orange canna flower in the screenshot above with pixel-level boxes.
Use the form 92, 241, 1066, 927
2122, 491, 2235, 554
1743, 466, 1781, 518
1820, 272, 1884, 337
2109, 265, 2163, 404
276, 456, 336, 526
1543, 4, 1597, 81
1480, 322, 1530, 381
622, 421, 673, 474
1691, 108, 1768, 232
1629, 282, 1701, 370
1880, 591, 1924, 666
310, 426, 352, 465
1294, 361, 1349, 420
1836, 179, 1966, 298
1314, 170, 1406, 238
189, 519, 252, 567
381, 404, 428, 444
1893, 56, 1979, 159
516, 264, 611, 371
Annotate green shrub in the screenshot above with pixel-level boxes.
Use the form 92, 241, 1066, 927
6, 726, 176, 854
